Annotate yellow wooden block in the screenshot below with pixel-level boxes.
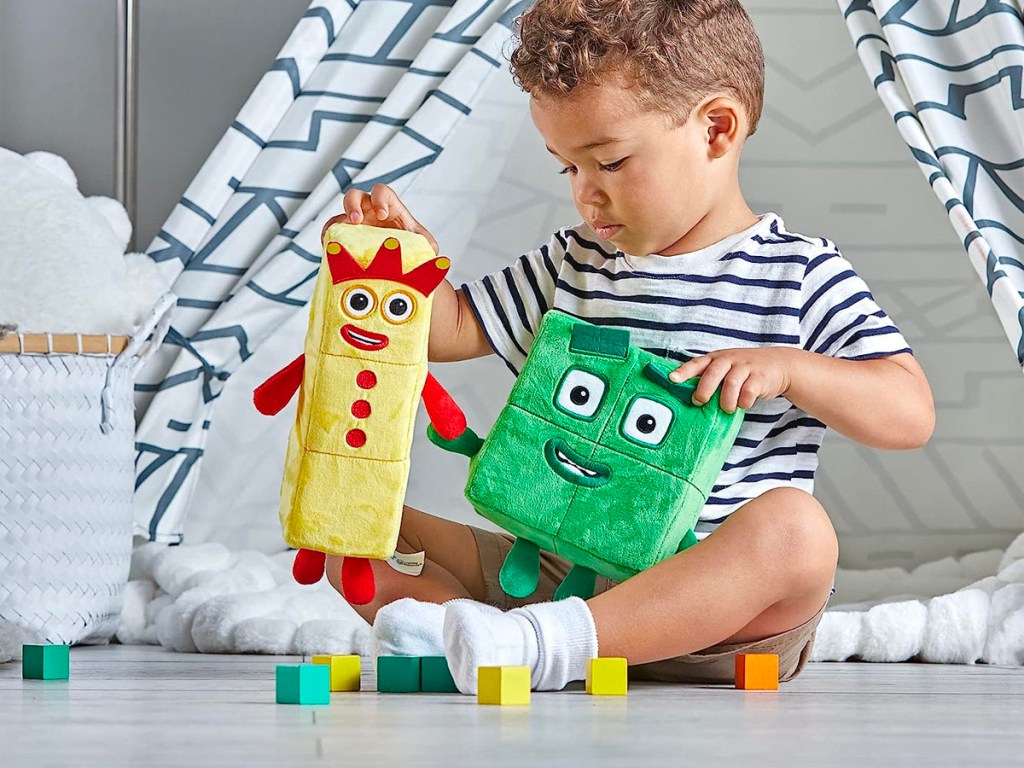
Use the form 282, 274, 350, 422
477, 666, 530, 706
312, 654, 361, 692
734, 653, 779, 690
586, 657, 628, 696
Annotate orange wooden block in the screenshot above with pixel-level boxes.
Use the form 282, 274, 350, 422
734, 653, 778, 690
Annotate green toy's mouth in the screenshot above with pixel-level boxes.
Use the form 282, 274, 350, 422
544, 438, 610, 488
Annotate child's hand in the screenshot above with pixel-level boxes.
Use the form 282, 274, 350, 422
340, 183, 439, 254
668, 348, 794, 413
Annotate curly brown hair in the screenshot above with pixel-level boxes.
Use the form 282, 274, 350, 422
509, 0, 765, 134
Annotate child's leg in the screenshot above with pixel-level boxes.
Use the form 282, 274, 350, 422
325, 506, 489, 625
443, 487, 837, 692
589, 487, 838, 664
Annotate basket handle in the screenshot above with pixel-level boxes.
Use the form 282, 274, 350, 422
99, 292, 177, 434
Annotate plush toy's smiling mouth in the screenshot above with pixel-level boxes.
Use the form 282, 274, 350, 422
341, 324, 389, 351
544, 438, 610, 487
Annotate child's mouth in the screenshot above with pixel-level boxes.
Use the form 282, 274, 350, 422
595, 224, 622, 239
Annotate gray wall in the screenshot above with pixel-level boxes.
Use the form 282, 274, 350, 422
0, 0, 308, 248
0, 0, 117, 194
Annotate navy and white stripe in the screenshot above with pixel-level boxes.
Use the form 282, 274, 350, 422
462, 213, 912, 537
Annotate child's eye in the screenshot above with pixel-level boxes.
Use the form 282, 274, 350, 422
600, 159, 625, 172
558, 166, 577, 176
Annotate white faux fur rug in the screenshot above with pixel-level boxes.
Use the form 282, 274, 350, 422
2, 534, 1021, 666
118, 531, 1023, 666
114, 542, 370, 657
811, 531, 1024, 665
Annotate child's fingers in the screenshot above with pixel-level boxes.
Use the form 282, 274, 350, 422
737, 375, 762, 410
691, 359, 731, 406
342, 188, 371, 224
669, 356, 712, 383
717, 368, 750, 413
340, 184, 440, 255
370, 183, 396, 222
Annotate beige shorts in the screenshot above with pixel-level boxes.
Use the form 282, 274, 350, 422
470, 525, 824, 685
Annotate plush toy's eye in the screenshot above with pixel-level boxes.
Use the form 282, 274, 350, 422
343, 286, 376, 318
556, 369, 606, 419
382, 290, 416, 324
622, 397, 673, 446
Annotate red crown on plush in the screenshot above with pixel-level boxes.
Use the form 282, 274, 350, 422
324, 237, 449, 297
320, 214, 448, 296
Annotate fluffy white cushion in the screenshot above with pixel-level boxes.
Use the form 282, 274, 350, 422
0, 148, 167, 334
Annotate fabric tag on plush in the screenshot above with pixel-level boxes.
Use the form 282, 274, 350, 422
386, 550, 425, 576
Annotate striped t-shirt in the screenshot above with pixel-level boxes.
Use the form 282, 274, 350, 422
461, 213, 912, 539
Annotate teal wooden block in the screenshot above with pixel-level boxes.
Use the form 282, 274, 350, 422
276, 664, 330, 705
377, 656, 421, 693
420, 656, 457, 693
22, 645, 69, 680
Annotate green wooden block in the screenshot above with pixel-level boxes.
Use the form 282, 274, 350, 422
22, 645, 69, 680
376, 656, 421, 693
276, 664, 330, 705
420, 656, 457, 693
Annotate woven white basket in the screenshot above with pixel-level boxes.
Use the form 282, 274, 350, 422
0, 294, 174, 646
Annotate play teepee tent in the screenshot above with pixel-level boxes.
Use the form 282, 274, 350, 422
127, 0, 1023, 663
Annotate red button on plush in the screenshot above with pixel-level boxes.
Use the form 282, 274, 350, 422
356, 370, 377, 389
352, 400, 371, 418
346, 429, 367, 448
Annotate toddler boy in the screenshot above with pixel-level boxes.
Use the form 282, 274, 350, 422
326, 0, 934, 692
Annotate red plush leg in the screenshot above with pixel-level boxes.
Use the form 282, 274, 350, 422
341, 557, 376, 605
292, 548, 326, 585
421, 372, 467, 440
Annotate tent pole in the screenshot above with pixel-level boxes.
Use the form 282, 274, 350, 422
115, 0, 139, 250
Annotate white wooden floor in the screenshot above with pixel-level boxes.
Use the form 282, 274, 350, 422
2, 645, 1021, 767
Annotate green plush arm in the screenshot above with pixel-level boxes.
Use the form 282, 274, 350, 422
427, 423, 484, 457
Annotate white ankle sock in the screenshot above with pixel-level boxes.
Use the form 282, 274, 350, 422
442, 597, 598, 694
514, 597, 599, 691
371, 597, 499, 658
443, 601, 538, 694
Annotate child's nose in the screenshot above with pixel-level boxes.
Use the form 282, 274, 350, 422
574, 176, 606, 207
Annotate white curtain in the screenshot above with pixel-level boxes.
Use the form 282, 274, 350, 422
840, 0, 1024, 371
134, 0, 530, 543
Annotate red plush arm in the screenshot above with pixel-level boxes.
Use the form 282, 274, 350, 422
421, 371, 467, 441
253, 354, 305, 415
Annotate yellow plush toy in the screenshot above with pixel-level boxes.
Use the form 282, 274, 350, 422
253, 218, 467, 604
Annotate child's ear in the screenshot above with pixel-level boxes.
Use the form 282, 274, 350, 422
701, 97, 745, 159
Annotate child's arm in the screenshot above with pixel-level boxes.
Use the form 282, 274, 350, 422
427, 280, 493, 362
340, 184, 492, 362
669, 348, 935, 450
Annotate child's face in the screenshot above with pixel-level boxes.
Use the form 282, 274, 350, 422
530, 77, 723, 257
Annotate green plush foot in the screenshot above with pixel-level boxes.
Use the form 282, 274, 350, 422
499, 538, 541, 598
554, 565, 597, 601
677, 528, 699, 553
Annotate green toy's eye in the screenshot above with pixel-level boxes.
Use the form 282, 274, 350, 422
555, 369, 606, 419
621, 397, 673, 446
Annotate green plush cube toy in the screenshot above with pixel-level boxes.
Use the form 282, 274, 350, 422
428, 310, 745, 600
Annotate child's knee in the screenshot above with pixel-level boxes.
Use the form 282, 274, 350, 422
775, 490, 838, 583
745, 488, 838, 583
